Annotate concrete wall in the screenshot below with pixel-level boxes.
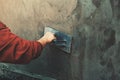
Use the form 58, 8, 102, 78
0, 0, 120, 80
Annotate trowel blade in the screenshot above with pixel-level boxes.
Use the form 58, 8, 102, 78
44, 27, 72, 53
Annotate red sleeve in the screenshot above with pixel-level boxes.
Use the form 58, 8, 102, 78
0, 22, 43, 64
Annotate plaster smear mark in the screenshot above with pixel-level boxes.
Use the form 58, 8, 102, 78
80, 0, 96, 18
32, 0, 77, 23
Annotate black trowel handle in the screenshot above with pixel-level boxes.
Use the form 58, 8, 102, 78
52, 40, 67, 47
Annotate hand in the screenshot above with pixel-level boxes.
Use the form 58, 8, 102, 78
37, 32, 56, 47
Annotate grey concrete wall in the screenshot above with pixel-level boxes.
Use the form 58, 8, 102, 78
0, 0, 120, 80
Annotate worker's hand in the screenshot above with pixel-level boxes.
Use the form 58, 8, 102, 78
37, 32, 56, 47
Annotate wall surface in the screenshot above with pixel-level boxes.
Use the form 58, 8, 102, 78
0, 0, 120, 80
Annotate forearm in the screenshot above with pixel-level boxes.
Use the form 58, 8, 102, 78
0, 22, 43, 64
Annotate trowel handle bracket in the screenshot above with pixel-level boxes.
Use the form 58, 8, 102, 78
51, 40, 67, 47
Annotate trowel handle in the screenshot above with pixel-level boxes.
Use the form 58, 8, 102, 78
53, 40, 67, 43
52, 40, 67, 47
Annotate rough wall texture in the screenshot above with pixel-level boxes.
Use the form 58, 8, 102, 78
0, 0, 120, 80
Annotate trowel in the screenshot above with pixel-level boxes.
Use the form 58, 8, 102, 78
44, 27, 72, 54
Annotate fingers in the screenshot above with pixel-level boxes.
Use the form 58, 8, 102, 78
37, 32, 56, 47
45, 32, 56, 42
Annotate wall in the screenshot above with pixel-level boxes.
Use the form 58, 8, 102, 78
0, 0, 120, 80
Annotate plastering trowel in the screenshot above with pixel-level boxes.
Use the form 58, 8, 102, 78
44, 27, 72, 54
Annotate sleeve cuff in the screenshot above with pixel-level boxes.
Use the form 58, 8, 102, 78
32, 41, 44, 59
